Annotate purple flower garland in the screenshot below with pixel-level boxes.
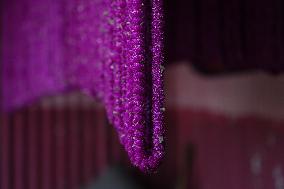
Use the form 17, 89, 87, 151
101, 0, 165, 172
1, 0, 165, 172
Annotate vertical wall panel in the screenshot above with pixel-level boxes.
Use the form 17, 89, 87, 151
94, 109, 108, 175
55, 106, 67, 189
82, 107, 96, 185
41, 107, 53, 189
27, 106, 40, 189
68, 107, 81, 189
0, 113, 12, 189
13, 110, 26, 189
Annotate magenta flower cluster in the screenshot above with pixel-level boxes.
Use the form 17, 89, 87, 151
2, 0, 165, 172
97, 0, 165, 172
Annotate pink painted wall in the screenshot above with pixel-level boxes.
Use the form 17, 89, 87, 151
165, 62, 284, 120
